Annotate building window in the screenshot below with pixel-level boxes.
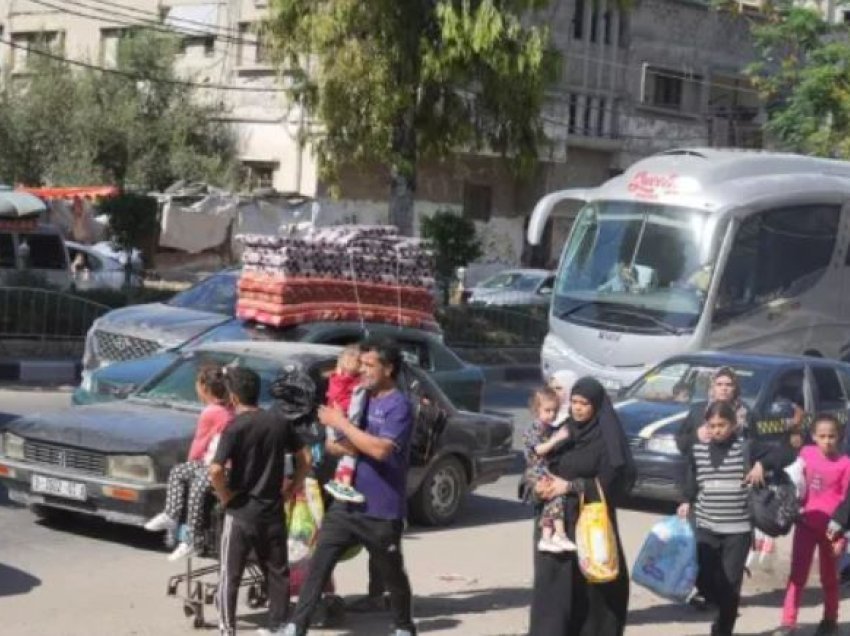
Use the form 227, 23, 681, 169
181, 36, 215, 58
241, 161, 277, 190
238, 23, 270, 66
100, 28, 126, 68
11, 31, 63, 71
643, 65, 702, 113
463, 182, 492, 222
843, 9, 850, 24
573, 0, 584, 39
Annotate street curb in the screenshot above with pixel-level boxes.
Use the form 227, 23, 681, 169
0, 359, 82, 385
482, 365, 542, 383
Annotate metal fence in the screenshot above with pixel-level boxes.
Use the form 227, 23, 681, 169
438, 304, 548, 349
0, 287, 111, 342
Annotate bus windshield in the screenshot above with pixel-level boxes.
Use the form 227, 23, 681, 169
552, 200, 722, 334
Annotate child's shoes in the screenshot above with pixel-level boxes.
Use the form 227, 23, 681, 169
324, 481, 366, 504
144, 512, 177, 532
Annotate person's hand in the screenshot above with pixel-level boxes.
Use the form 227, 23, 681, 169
744, 461, 765, 488
281, 478, 297, 502
536, 475, 570, 499
677, 502, 690, 519
552, 427, 570, 442
832, 538, 847, 558
697, 425, 712, 444
827, 520, 844, 542
318, 405, 347, 430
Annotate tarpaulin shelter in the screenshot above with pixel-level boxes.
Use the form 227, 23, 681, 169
16, 185, 119, 243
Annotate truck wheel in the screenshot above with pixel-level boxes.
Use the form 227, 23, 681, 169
409, 456, 467, 527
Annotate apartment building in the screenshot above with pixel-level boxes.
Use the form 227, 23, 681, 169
0, 0, 761, 264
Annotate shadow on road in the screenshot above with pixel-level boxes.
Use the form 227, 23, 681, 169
411, 493, 532, 536
0, 562, 41, 597
33, 510, 166, 553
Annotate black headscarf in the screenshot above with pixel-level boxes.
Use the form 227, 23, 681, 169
569, 376, 636, 487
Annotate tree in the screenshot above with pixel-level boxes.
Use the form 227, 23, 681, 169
100, 193, 159, 287
742, 3, 850, 156
266, 0, 559, 235
0, 31, 239, 190
421, 210, 482, 304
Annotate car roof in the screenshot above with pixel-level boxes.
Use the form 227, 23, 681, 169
193, 340, 342, 362
664, 350, 850, 369
484, 268, 552, 278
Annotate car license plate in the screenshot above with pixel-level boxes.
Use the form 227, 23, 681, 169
31, 474, 87, 501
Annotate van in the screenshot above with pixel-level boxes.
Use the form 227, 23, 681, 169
0, 190, 72, 290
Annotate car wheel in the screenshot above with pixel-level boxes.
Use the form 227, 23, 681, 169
409, 455, 467, 527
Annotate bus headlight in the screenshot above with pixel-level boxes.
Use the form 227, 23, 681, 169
3, 433, 25, 460
646, 435, 679, 455
107, 455, 155, 483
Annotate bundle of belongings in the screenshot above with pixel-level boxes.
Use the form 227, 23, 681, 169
236, 225, 438, 331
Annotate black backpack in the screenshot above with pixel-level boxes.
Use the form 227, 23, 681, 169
744, 442, 799, 537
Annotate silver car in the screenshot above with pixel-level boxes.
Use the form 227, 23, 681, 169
467, 268, 555, 306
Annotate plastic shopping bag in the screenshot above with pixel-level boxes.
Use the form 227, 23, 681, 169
784, 457, 807, 502
745, 528, 776, 574
632, 516, 697, 602
576, 479, 619, 584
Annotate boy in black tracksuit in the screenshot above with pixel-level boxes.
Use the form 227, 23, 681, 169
677, 400, 794, 636
210, 367, 312, 636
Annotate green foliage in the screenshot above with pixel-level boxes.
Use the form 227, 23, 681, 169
420, 210, 482, 303
100, 193, 159, 285
743, 3, 850, 157
265, 0, 559, 232
0, 31, 239, 190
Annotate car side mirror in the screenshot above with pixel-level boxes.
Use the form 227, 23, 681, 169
768, 400, 795, 419
538, 286, 553, 295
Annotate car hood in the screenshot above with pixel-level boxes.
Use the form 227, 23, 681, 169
95, 303, 229, 348
614, 399, 689, 438
3, 402, 197, 460
92, 352, 179, 395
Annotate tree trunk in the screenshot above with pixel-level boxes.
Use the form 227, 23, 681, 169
388, 111, 417, 236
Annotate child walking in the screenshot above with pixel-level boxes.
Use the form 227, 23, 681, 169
144, 365, 234, 560
773, 414, 850, 636
678, 400, 793, 636
323, 345, 367, 503
523, 386, 576, 553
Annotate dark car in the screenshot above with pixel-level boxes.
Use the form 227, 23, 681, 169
76, 320, 485, 412
1, 342, 514, 527
82, 268, 239, 371
618, 351, 850, 501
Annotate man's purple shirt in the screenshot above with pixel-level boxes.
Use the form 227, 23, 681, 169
353, 388, 413, 520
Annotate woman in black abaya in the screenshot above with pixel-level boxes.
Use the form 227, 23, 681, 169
529, 377, 635, 636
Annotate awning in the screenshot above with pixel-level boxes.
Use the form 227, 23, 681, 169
165, 4, 220, 36
0, 191, 47, 218
18, 186, 120, 201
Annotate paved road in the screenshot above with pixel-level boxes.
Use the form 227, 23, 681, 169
0, 384, 841, 635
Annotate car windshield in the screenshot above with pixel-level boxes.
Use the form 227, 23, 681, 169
168, 271, 238, 315
552, 201, 723, 333
134, 351, 288, 408
625, 360, 770, 408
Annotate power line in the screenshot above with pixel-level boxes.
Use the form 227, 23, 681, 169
27, 0, 259, 47
0, 35, 290, 93
82, 0, 247, 37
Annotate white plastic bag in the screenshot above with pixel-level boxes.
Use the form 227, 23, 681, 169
784, 457, 807, 502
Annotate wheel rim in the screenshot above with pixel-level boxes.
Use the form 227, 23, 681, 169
429, 464, 461, 519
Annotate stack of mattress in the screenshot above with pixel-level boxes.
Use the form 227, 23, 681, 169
236, 225, 438, 331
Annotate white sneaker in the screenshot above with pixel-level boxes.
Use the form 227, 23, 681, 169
552, 534, 577, 552
257, 626, 297, 636
144, 512, 177, 532
167, 542, 195, 562
537, 536, 567, 553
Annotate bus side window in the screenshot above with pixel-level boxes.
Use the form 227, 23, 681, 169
812, 366, 848, 414
713, 205, 839, 323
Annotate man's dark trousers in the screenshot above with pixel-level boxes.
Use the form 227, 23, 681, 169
218, 512, 290, 634
289, 505, 414, 634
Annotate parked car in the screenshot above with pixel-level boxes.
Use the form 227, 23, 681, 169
82, 268, 239, 371
0, 341, 514, 527
76, 319, 484, 411
1, 222, 73, 290
66, 241, 144, 291
466, 268, 554, 306
619, 351, 850, 501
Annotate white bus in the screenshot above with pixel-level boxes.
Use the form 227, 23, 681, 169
527, 148, 850, 392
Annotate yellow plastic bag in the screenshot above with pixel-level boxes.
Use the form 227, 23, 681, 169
575, 478, 619, 583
